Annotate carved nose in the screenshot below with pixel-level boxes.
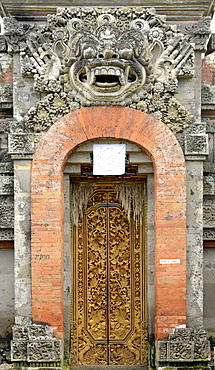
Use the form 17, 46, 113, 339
98, 47, 118, 59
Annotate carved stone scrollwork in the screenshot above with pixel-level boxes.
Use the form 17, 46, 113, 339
202, 84, 215, 104
0, 35, 6, 52
27, 340, 61, 362
203, 202, 215, 227
168, 341, 194, 361
28, 325, 53, 340
185, 122, 208, 156
156, 327, 210, 364
157, 341, 168, 361
0, 84, 12, 103
194, 341, 211, 360
185, 134, 208, 155
0, 228, 14, 240
204, 174, 215, 195
12, 326, 28, 340
8, 133, 42, 155
0, 161, 14, 195
187, 121, 207, 134
11, 325, 62, 365
11, 340, 27, 361
4, 7, 195, 134
0, 162, 13, 173
3, 17, 35, 54
180, 17, 211, 52
203, 228, 215, 240
0, 175, 14, 194
0, 195, 14, 228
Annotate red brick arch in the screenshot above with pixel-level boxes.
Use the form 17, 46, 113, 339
31, 106, 186, 339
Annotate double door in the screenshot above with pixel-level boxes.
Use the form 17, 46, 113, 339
71, 185, 147, 366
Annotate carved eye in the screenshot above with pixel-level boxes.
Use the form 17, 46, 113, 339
83, 45, 97, 59
117, 44, 133, 60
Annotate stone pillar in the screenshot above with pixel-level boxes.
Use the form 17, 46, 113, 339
147, 174, 155, 335
10, 51, 39, 326
63, 173, 72, 359
185, 122, 208, 327
186, 160, 204, 326
14, 159, 32, 325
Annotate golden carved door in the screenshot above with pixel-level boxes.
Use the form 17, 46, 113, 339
71, 184, 147, 366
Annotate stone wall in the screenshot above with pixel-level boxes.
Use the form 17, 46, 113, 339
203, 247, 215, 336
202, 47, 215, 338
0, 4, 214, 369
0, 246, 14, 356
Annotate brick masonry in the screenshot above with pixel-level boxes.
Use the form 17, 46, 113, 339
31, 106, 187, 340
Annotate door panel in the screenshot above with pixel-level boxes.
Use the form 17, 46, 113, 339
71, 186, 147, 366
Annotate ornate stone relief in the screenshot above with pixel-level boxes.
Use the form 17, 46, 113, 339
203, 198, 215, 228
179, 17, 211, 52
0, 174, 13, 194
0, 162, 14, 195
0, 228, 14, 240
8, 133, 35, 154
202, 84, 215, 104
8, 126, 42, 155
204, 174, 215, 195
0, 84, 12, 104
3, 7, 202, 133
0, 35, 6, 52
11, 325, 62, 365
156, 328, 210, 364
3, 17, 34, 54
184, 122, 209, 156
202, 84, 215, 113
203, 228, 215, 240
0, 195, 14, 228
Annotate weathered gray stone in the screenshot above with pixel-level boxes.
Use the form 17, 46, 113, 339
203, 228, 215, 240
11, 325, 62, 364
12, 54, 40, 124
14, 160, 31, 325
0, 228, 14, 240
4, 8, 196, 134
156, 328, 210, 365
0, 174, 14, 194
204, 247, 215, 335
0, 249, 15, 340
0, 195, 14, 228
203, 197, 215, 227
186, 160, 204, 327
147, 174, 155, 335
0, 3, 213, 368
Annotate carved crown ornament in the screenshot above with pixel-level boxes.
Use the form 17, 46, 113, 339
3, 8, 211, 133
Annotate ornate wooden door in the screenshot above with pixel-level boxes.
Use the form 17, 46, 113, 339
71, 185, 147, 366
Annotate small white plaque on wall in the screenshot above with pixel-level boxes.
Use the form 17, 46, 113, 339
93, 144, 126, 175
160, 259, 180, 264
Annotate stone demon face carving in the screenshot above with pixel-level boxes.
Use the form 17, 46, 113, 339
14, 7, 196, 132
69, 24, 148, 102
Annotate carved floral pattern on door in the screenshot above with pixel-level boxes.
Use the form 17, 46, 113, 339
71, 186, 147, 365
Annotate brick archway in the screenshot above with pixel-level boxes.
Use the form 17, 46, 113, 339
31, 106, 186, 339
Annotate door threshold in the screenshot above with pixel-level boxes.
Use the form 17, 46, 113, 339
70, 366, 148, 370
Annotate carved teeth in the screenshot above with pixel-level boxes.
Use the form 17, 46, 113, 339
86, 66, 95, 85
86, 65, 132, 88
91, 66, 123, 77
119, 66, 129, 86
89, 69, 95, 85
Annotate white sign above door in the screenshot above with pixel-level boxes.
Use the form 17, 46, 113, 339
93, 144, 126, 175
